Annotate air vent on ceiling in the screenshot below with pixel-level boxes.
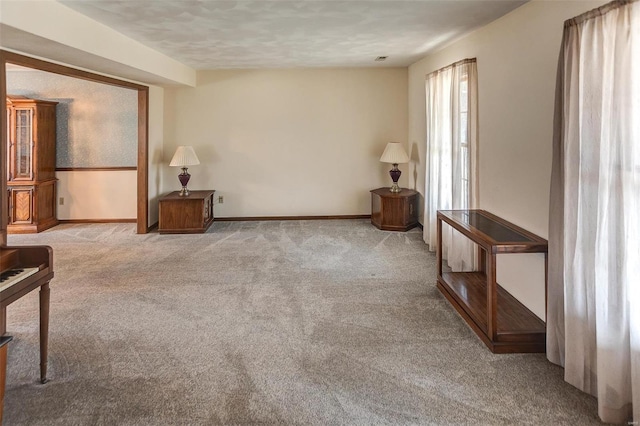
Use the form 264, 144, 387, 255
375, 56, 388, 62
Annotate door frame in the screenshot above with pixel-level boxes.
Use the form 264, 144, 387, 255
0, 50, 149, 237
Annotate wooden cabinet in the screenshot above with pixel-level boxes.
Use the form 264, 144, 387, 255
370, 187, 418, 231
159, 190, 215, 234
6, 96, 58, 234
436, 210, 548, 353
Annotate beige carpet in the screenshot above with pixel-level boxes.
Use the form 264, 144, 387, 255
5, 220, 599, 425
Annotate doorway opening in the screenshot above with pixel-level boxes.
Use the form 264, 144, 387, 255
1, 50, 149, 237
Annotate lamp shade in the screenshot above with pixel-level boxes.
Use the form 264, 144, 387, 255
379, 142, 409, 164
169, 146, 200, 167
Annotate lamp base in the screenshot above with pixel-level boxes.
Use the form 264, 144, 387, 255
389, 164, 402, 193
178, 168, 191, 196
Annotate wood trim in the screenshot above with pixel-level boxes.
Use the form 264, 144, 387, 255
56, 167, 136, 172
137, 89, 149, 234
0, 57, 6, 246
1, 51, 146, 91
215, 214, 371, 222
1, 49, 150, 235
58, 219, 136, 224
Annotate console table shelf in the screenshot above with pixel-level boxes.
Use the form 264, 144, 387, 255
436, 210, 547, 353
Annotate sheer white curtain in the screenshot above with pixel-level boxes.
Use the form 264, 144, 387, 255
548, 1, 639, 423
424, 59, 478, 271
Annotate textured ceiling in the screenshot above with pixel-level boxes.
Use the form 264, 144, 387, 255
58, 0, 526, 69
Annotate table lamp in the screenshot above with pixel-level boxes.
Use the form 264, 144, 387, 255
380, 142, 409, 193
169, 145, 200, 196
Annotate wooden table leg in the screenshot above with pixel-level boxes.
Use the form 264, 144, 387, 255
477, 247, 486, 274
437, 216, 443, 277
486, 253, 497, 341
39, 282, 50, 384
0, 307, 6, 336
0, 336, 12, 424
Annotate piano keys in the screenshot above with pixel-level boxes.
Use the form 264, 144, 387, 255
0, 267, 39, 292
0, 245, 53, 383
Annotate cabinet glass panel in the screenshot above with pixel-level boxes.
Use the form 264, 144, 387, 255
14, 108, 33, 179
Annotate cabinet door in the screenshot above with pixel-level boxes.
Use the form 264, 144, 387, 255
10, 108, 34, 181
9, 187, 34, 224
406, 195, 417, 225
204, 196, 213, 223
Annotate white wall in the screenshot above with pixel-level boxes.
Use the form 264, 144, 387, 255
163, 68, 408, 218
408, 0, 607, 319
56, 171, 136, 220
148, 85, 165, 226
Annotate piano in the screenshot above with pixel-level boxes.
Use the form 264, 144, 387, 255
0, 245, 53, 384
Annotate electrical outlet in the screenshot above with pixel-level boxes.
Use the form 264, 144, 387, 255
218, 196, 224, 204
59, 197, 64, 205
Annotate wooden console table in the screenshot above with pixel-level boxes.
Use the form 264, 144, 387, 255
436, 210, 547, 353
159, 190, 215, 234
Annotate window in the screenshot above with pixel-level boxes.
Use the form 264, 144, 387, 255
459, 73, 469, 209
424, 58, 477, 272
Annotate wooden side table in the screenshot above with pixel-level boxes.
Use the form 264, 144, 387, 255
159, 190, 215, 234
370, 188, 418, 231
